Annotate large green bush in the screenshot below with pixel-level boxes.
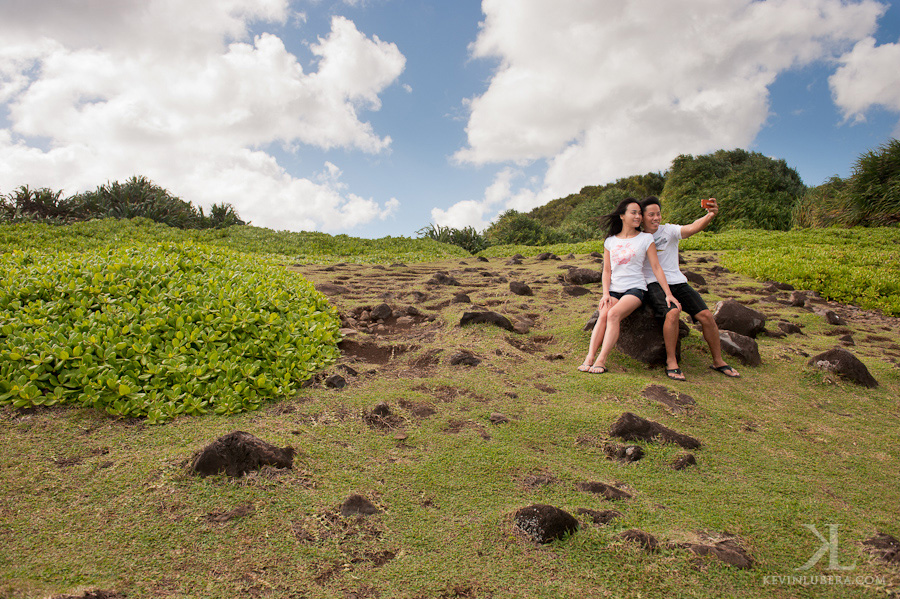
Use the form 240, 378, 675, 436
791, 176, 850, 228
484, 210, 568, 246
0, 242, 340, 423
417, 223, 488, 254
661, 149, 806, 231
844, 138, 900, 226
557, 188, 632, 241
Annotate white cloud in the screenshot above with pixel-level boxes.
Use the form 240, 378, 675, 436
0, 1, 405, 232
449, 0, 887, 224
829, 36, 900, 132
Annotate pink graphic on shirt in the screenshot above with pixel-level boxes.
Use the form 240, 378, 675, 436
611, 242, 635, 266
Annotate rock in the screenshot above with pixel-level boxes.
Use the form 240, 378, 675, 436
340, 494, 381, 517
363, 403, 404, 429
575, 481, 632, 500
641, 384, 696, 413
325, 374, 346, 389
489, 413, 510, 425
511, 253, 525, 260
713, 300, 766, 338
788, 291, 807, 307
718, 330, 762, 366
764, 280, 795, 291
575, 508, 622, 525
506, 258, 522, 265
610, 412, 701, 449
671, 453, 697, 470
808, 348, 878, 388
536, 252, 560, 261
427, 272, 459, 286
452, 292, 471, 304
192, 431, 295, 477
460, 311, 515, 332
683, 270, 706, 286
477, 256, 489, 262
682, 538, 753, 568
513, 504, 579, 543
562, 285, 591, 297
863, 533, 900, 564
620, 529, 659, 552
614, 304, 689, 365
315, 283, 351, 296
603, 443, 644, 463
839, 334, 855, 346
589, 251, 603, 258
450, 350, 481, 367
370, 303, 393, 321
566, 268, 603, 285
509, 281, 533, 296
824, 310, 847, 326
778, 321, 803, 335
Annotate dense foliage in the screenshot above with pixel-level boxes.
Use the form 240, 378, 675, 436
661, 149, 805, 231
843, 138, 900, 226
527, 172, 665, 228
1, 176, 244, 229
484, 209, 569, 246
0, 242, 341, 423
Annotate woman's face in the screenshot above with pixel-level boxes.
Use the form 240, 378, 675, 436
620, 202, 642, 231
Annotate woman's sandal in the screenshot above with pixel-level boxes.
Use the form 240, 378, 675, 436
578, 362, 592, 372
588, 365, 608, 374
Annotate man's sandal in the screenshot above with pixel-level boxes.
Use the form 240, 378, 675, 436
710, 364, 740, 378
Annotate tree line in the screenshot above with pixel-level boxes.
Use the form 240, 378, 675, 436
421, 139, 900, 253
0, 175, 245, 230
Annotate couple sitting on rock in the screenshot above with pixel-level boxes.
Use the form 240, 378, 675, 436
578, 196, 740, 381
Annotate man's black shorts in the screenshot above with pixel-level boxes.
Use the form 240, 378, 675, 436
645, 282, 708, 318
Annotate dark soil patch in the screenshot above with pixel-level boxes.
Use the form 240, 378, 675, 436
398, 399, 438, 418
191, 431, 295, 477
444, 419, 490, 439
51, 592, 126, 599
341, 494, 382, 517
363, 403, 405, 430
205, 502, 254, 523
576, 481, 632, 500
519, 471, 558, 490
339, 340, 413, 365
620, 529, 659, 552
863, 532, 900, 564
408, 348, 442, 368
575, 508, 622, 525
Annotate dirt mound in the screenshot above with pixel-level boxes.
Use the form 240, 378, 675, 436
610, 412, 701, 449
191, 431, 294, 477
513, 504, 579, 543
339, 340, 413, 364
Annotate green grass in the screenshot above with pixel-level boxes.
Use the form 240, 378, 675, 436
1, 223, 899, 598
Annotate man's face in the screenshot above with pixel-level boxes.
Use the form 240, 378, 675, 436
643, 204, 661, 233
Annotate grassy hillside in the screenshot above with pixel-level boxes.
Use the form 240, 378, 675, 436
1, 222, 899, 598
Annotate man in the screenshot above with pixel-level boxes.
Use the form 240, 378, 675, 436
640, 196, 740, 381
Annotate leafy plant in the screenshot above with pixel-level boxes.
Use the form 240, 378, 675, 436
0, 242, 341, 423
484, 210, 568, 247
843, 137, 900, 226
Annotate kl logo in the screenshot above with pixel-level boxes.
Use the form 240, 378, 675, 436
796, 524, 856, 571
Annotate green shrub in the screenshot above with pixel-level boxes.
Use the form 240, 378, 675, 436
844, 138, 900, 226
662, 149, 806, 231
0, 242, 340, 423
558, 188, 632, 240
791, 176, 850, 228
417, 223, 488, 254
484, 210, 568, 246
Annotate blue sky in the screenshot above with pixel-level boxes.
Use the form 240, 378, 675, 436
1, 0, 899, 238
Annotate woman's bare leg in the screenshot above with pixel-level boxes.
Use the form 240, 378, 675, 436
593, 295, 643, 369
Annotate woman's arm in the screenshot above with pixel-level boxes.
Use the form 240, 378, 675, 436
599, 248, 613, 310
647, 245, 681, 310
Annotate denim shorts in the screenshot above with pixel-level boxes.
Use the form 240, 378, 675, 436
610, 287, 645, 301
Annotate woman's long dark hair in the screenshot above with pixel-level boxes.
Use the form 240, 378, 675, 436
602, 197, 641, 238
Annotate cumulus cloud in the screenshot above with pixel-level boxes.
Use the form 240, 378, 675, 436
829, 36, 900, 133
0, 0, 405, 232
450, 0, 887, 227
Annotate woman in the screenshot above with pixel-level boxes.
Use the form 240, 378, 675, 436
579, 197, 681, 374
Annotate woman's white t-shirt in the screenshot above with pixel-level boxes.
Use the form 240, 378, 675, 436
604, 232, 654, 293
